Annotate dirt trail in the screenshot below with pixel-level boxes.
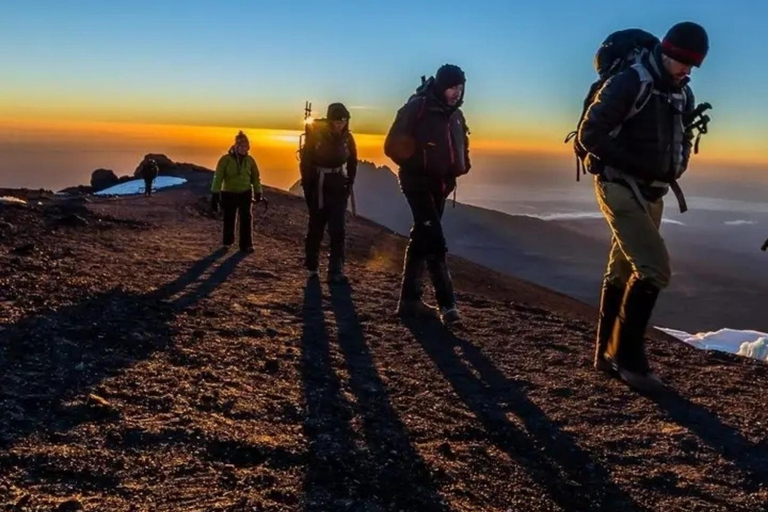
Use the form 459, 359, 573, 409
1, 186, 766, 511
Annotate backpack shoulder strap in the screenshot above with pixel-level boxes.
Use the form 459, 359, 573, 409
626, 63, 654, 120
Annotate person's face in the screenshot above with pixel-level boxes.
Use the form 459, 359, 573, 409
331, 119, 347, 133
662, 55, 693, 86
235, 140, 249, 155
443, 84, 464, 106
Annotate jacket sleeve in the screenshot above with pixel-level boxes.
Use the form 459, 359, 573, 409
679, 85, 696, 176
346, 133, 358, 185
578, 69, 653, 179
211, 156, 227, 193
384, 98, 421, 167
250, 156, 262, 193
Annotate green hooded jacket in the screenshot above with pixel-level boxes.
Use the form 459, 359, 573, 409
211, 149, 262, 194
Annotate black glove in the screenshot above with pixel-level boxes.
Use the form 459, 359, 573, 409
210, 193, 220, 213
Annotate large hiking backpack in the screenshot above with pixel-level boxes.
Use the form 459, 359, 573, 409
564, 29, 660, 181
300, 118, 351, 169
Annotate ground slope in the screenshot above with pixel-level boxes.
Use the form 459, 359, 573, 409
1, 184, 766, 512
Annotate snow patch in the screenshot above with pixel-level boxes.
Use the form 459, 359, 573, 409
724, 220, 757, 226
659, 327, 768, 362
531, 212, 684, 226
95, 177, 187, 196
0, 196, 28, 205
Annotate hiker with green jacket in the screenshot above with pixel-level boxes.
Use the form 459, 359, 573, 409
210, 131, 262, 253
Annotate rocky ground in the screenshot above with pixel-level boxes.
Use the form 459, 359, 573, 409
1, 182, 767, 511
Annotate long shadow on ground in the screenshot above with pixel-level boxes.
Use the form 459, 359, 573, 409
403, 316, 642, 512
0, 247, 245, 458
650, 389, 768, 493
300, 280, 450, 512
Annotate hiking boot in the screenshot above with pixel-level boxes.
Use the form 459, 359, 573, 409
440, 306, 461, 326
616, 367, 666, 393
241, 246, 255, 254
396, 299, 437, 317
327, 272, 349, 285
606, 276, 661, 389
594, 280, 625, 373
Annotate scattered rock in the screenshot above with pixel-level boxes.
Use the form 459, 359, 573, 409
264, 359, 280, 374
11, 243, 35, 256
75, 362, 86, 372
54, 214, 89, 228
56, 498, 84, 511
91, 168, 119, 191
438, 442, 454, 459
88, 394, 111, 408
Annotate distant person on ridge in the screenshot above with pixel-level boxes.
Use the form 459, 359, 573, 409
578, 22, 709, 391
139, 157, 159, 197
210, 131, 262, 253
300, 103, 358, 284
384, 64, 471, 326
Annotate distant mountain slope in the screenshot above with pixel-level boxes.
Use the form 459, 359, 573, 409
291, 161, 768, 331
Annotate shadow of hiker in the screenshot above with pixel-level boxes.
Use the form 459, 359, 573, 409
171, 250, 248, 310
300, 280, 450, 512
650, 389, 768, 491
402, 316, 642, 512
0, 247, 240, 453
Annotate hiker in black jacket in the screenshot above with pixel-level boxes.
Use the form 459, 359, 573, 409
384, 64, 471, 326
300, 103, 358, 284
578, 22, 708, 391
140, 158, 159, 197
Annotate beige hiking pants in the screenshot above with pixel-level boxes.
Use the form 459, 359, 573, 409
595, 180, 671, 290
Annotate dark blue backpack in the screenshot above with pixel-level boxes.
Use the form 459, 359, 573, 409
564, 29, 660, 180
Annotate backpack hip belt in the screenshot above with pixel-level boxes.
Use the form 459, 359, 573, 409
316, 166, 347, 209
602, 166, 688, 214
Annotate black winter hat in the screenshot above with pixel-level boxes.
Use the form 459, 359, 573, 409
661, 22, 709, 67
327, 103, 350, 121
434, 64, 466, 93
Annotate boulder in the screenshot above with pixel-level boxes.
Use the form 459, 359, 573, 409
90, 169, 119, 191
134, 154, 176, 178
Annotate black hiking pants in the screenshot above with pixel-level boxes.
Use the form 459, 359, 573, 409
400, 182, 456, 310
144, 178, 154, 197
221, 191, 253, 250
304, 173, 348, 273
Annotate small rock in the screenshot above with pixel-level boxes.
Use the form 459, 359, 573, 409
55, 214, 89, 227
56, 498, 84, 511
438, 441, 454, 458
88, 394, 110, 407
130, 331, 145, 342
264, 359, 280, 373
11, 243, 35, 255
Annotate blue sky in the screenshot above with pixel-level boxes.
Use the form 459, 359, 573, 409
1, 0, 766, 157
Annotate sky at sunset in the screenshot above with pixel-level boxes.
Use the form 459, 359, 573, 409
1, 0, 766, 191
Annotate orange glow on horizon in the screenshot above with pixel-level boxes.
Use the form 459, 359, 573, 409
1, 117, 766, 172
